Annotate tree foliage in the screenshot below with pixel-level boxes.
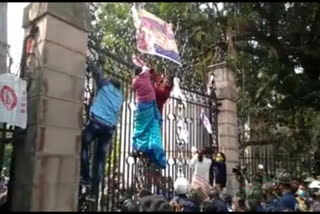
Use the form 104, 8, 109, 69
225, 3, 320, 154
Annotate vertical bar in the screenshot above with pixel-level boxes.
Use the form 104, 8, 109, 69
0, 123, 5, 173
128, 76, 135, 193
187, 94, 192, 182
121, 77, 128, 202
265, 147, 268, 178
116, 76, 124, 210
182, 91, 187, 179
171, 97, 175, 184
106, 136, 113, 211
125, 80, 132, 194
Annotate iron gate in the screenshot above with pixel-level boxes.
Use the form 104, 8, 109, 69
239, 146, 319, 182
82, 59, 219, 211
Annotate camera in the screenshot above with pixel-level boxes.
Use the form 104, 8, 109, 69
232, 167, 239, 174
232, 165, 246, 176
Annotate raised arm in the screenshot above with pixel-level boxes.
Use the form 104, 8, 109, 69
150, 68, 163, 85
89, 64, 107, 89
190, 153, 198, 168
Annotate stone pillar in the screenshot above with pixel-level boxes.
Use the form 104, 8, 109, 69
0, 3, 8, 173
0, 3, 7, 74
0, 2, 8, 179
11, 3, 89, 211
208, 62, 239, 195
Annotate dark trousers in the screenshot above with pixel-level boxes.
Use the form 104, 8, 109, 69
80, 118, 114, 192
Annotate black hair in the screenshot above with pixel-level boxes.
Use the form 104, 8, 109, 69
222, 194, 232, 206
290, 180, 299, 193
245, 199, 259, 212
238, 198, 246, 210
140, 195, 172, 212
208, 187, 220, 200
168, 75, 174, 83
166, 75, 174, 90
121, 199, 140, 212
198, 152, 203, 162
139, 189, 152, 198
235, 193, 246, 209
198, 148, 212, 162
280, 183, 291, 190
110, 78, 121, 89
202, 148, 213, 159
135, 67, 143, 76
204, 147, 215, 155
201, 201, 216, 212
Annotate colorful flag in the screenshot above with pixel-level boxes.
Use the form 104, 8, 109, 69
201, 109, 212, 134
132, 6, 181, 65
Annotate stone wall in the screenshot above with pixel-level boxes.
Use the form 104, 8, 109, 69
11, 3, 89, 211
209, 62, 240, 195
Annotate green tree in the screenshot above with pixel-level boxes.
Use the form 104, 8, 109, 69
225, 3, 320, 155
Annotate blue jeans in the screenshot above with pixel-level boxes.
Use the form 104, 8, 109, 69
80, 118, 114, 192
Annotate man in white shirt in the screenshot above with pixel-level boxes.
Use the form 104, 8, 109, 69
190, 147, 212, 195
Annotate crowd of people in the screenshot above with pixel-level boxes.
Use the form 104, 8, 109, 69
118, 171, 320, 212
99, 146, 320, 212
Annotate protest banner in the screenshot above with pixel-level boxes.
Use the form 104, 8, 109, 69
132, 6, 181, 65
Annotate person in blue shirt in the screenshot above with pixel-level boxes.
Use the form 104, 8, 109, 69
222, 193, 233, 212
275, 172, 298, 212
262, 182, 279, 212
80, 63, 123, 197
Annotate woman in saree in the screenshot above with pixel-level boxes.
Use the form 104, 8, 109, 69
131, 66, 166, 169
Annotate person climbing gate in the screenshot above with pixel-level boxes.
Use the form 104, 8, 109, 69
149, 68, 174, 114
80, 63, 123, 198
131, 55, 173, 115
131, 66, 166, 169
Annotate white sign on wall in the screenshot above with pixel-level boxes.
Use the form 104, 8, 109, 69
0, 73, 27, 128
